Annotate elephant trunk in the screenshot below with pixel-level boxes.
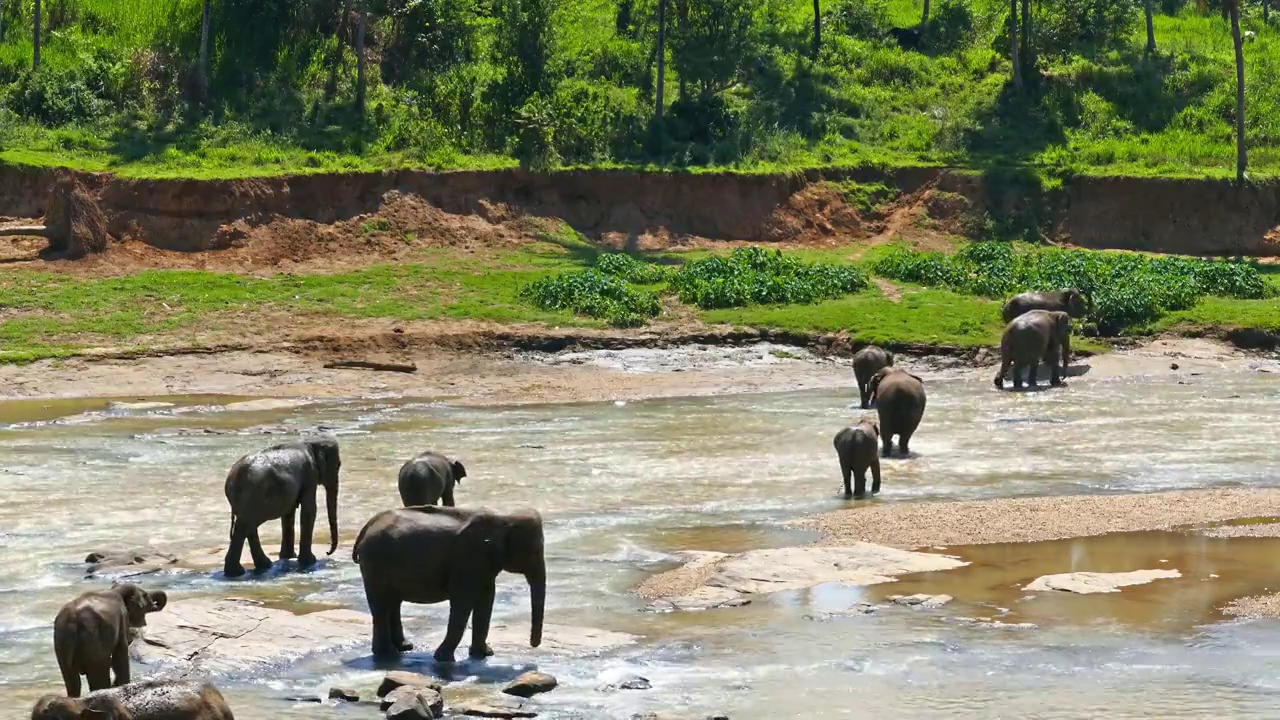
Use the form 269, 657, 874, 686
528, 564, 545, 648
325, 484, 339, 556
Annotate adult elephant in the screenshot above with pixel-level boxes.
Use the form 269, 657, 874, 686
852, 345, 894, 409
868, 367, 926, 457
995, 309, 1071, 390
352, 505, 545, 662
53, 583, 168, 697
398, 451, 467, 507
833, 419, 881, 498
1001, 288, 1089, 324
223, 437, 341, 578
32, 679, 234, 720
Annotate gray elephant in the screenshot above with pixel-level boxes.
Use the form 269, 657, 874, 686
868, 367, 926, 457
852, 345, 894, 409
223, 437, 341, 578
995, 309, 1071, 390
53, 583, 168, 697
398, 451, 467, 507
833, 419, 881, 498
31, 680, 234, 720
352, 505, 545, 662
1001, 288, 1089, 323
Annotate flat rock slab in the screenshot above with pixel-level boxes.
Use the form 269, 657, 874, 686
640, 544, 967, 611
133, 598, 368, 675
486, 623, 637, 656
1024, 569, 1182, 594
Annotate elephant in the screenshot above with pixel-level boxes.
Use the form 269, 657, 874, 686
1001, 288, 1089, 324
995, 309, 1071, 390
223, 437, 341, 578
833, 419, 881, 499
398, 452, 467, 507
352, 505, 545, 662
53, 583, 168, 697
31, 679, 234, 720
868, 367, 926, 457
852, 345, 895, 409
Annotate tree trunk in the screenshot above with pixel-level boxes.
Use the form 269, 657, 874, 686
324, 0, 350, 103
1010, 0, 1021, 90
33, 0, 41, 70
355, 0, 367, 114
677, 0, 687, 98
198, 0, 211, 102
1230, 3, 1246, 184
1020, 0, 1030, 77
920, 0, 930, 40
813, 0, 821, 59
656, 0, 666, 121
1144, 0, 1155, 53
1264, 0, 1270, 25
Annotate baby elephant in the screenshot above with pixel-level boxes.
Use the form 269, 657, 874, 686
398, 451, 467, 507
54, 583, 168, 697
833, 419, 882, 499
31, 679, 234, 720
852, 345, 894, 409
995, 309, 1072, 390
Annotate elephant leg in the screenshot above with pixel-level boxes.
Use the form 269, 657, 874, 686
367, 595, 398, 658
898, 430, 913, 457
86, 665, 111, 693
298, 489, 318, 568
433, 599, 473, 662
247, 528, 274, 574
994, 360, 1010, 389
1027, 361, 1039, 388
442, 488, 456, 507
1012, 363, 1024, 389
469, 584, 496, 659
1048, 353, 1063, 386
871, 460, 882, 495
841, 463, 853, 499
279, 510, 297, 561
223, 524, 248, 578
59, 665, 81, 698
881, 434, 893, 458
859, 383, 870, 409
111, 634, 130, 687
390, 600, 413, 652
853, 466, 867, 499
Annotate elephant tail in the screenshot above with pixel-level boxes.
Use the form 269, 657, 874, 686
228, 511, 236, 543
351, 522, 369, 563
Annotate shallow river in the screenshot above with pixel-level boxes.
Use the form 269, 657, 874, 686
4, 351, 1280, 718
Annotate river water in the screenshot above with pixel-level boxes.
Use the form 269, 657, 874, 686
4, 350, 1280, 718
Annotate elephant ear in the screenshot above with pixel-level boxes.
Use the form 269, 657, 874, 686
458, 513, 506, 577
452, 460, 467, 482
148, 590, 168, 612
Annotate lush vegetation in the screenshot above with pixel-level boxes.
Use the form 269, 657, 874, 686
0, 0, 1278, 178
520, 268, 662, 327
669, 246, 870, 308
871, 242, 1271, 332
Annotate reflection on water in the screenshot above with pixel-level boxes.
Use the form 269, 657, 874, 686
2, 368, 1280, 718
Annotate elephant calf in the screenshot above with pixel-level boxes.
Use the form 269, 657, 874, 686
995, 309, 1071, 390
31, 679, 234, 720
852, 345, 894, 409
868, 367, 926, 457
53, 583, 168, 697
398, 451, 467, 507
834, 419, 881, 498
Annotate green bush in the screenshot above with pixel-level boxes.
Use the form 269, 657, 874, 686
670, 247, 870, 310
594, 252, 672, 284
871, 242, 1267, 334
519, 268, 660, 327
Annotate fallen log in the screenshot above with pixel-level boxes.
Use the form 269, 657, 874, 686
322, 360, 418, 373
0, 225, 49, 237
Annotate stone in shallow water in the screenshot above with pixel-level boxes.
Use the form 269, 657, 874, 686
455, 700, 538, 718
328, 687, 359, 702
890, 593, 953, 608
1024, 569, 1181, 594
385, 687, 444, 719
378, 671, 443, 699
502, 671, 557, 698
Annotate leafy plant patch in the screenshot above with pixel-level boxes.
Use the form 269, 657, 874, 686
594, 252, 673, 284
519, 268, 660, 328
871, 242, 1267, 334
669, 247, 870, 310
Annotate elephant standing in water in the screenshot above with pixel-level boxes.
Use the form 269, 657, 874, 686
352, 505, 545, 662
398, 451, 467, 507
868, 367, 926, 457
833, 419, 881, 498
995, 309, 1072, 390
53, 583, 168, 696
1001, 289, 1087, 367
852, 345, 894, 409
32, 679, 234, 720
223, 437, 341, 578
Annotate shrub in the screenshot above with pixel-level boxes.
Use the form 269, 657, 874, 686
594, 252, 672, 284
871, 242, 1267, 334
670, 247, 870, 309
520, 268, 660, 327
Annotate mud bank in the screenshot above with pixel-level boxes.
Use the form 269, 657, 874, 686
3, 164, 1280, 261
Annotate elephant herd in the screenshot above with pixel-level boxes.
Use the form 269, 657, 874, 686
833, 288, 1088, 499
31, 445, 540, 720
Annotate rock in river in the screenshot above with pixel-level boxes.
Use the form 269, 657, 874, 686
638, 544, 967, 611
1024, 569, 1181, 594
382, 686, 444, 713
378, 671, 443, 699
386, 687, 444, 719
455, 700, 537, 718
503, 671, 558, 697
328, 687, 359, 702
890, 593, 953, 608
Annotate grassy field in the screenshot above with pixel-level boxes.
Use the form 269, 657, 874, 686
0, 0, 1278, 180
4, 234, 1276, 363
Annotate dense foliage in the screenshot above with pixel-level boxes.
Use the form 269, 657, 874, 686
871, 242, 1268, 333
669, 247, 869, 309
594, 251, 673, 284
0, 0, 1277, 177
519, 267, 661, 327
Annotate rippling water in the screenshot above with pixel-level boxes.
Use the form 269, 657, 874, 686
3, 362, 1280, 718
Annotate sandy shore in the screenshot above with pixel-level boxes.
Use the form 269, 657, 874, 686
799, 488, 1280, 548
1223, 594, 1280, 619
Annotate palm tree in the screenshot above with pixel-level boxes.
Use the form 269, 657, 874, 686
198, 0, 212, 102
33, 0, 41, 70
1144, 0, 1156, 53
813, 0, 821, 59
656, 0, 667, 121
355, 0, 367, 113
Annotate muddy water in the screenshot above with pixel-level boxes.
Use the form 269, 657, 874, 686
3, 357, 1280, 718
